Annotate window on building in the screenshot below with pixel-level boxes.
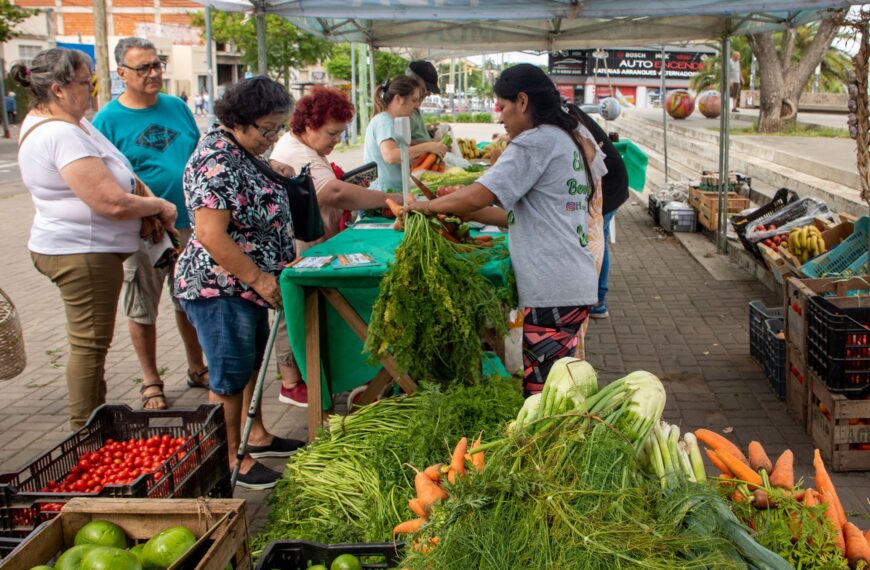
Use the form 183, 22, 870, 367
18, 45, 42, 67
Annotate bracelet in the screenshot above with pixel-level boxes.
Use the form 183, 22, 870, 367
425, 201, 431, 215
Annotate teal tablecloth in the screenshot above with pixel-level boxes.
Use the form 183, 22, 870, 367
613, 139, 649, 192
280, 220, 510, 408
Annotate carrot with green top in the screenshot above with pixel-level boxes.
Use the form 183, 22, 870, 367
705, 449, 733, 478
714, 449, 762, 487
813, 449, 846, 528
747, 441, 773, 473
695, 429, 749, 465
844, 521, 870, 566
769, 449, 794, 490
820, 490, 846, 555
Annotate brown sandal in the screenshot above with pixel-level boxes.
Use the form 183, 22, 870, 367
140, 381, 167, 410
186, 367, 209, 390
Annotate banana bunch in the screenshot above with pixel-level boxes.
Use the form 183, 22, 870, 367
458, 138, 485, 159
483, 137, 508, 159
787, 225, 826, 263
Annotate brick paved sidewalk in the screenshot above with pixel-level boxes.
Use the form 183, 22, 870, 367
0, 187, 867, 543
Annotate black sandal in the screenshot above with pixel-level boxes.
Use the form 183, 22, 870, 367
140, 381, 167, 410
186, 367, 209, 389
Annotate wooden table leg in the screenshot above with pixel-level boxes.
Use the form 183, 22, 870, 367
321, 287, 418, 394
355, 368, 393, 407
304, 287, 322, 442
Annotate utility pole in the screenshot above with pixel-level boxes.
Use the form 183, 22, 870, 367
93, 0, 111, 108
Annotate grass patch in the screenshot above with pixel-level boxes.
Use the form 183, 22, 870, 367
711, 120, 849, 138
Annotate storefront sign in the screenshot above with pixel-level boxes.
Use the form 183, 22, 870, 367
550, 49, 708, 80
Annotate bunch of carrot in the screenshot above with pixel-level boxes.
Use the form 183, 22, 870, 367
393, 435, 485, 552
696, 429, 870, 568
412, 153, 445, 172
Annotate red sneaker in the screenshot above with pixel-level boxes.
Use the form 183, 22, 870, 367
279, 383, 308, 408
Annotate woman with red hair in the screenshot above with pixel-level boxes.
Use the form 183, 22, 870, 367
270, 86, 401, 407
272, 86, 400, 246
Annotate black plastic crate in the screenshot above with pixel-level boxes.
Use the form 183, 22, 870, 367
255, 540, 405, 570
749, 300, 783, 365
0, 536, 21, 559
0, 404, 230, 538
762, 318, 786, 400
806, 296, 870, 396
731, 188, 799, 262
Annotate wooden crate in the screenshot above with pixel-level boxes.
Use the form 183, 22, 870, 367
759, 244, 797, 286
0, 498, 251, 570
809, 372, 870, 472
786, 342, 810, 433
688, 187, 750, 232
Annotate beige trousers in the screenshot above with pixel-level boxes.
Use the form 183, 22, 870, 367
32, 252, 126, 429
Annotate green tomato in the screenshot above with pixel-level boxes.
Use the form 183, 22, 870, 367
140, 526, 197, 570
74, 521, 127, 549
307, 566, 328, 570
330, 554, 362, 570
55, 544, 97, 570
81, 547, 141, 570
29, 566, 54, 570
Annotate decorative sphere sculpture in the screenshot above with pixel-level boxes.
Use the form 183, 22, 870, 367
665, 90, 695, 119
599, 97, 621, 121
697, 90, 722, 119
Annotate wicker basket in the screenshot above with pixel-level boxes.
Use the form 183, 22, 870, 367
0, 287, 26, 380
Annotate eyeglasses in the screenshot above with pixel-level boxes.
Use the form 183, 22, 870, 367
253, 121, 285, 139
120, 61, 166, 77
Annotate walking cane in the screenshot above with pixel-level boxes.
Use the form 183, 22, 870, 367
230, 310, 283, 491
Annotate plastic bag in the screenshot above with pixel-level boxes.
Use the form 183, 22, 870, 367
744, 197, 833, 242
443, 151, 471, 168
652, 182, 690, 204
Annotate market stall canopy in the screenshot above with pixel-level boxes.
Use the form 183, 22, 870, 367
191, 0, 853, 51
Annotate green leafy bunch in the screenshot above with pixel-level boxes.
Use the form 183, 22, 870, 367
365, 212, 510, 387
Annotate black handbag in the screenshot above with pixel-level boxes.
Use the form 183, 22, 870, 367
223, 130, 325, 243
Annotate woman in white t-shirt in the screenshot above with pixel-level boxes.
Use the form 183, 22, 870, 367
12, 48, 177, 429
270, 86, 404, 407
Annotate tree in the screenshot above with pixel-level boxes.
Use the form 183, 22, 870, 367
190, 11, 333, 87
324, 44, 408, 84
690, 31, 851, 96
747, 11, 846, 132
0, 0, 32, 44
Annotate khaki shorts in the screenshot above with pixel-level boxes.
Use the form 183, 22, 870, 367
123, 227, 192, 325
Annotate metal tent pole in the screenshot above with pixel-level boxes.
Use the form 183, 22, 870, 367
368, 42, 376, 112
0, 60, 10, 139
255, 1, 267, 76
205, 5, 216, 125
717, 36, 732, 253
350, 41, 357, 144
660, 47, 668, 183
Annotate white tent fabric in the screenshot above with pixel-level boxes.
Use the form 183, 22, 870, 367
193, 0, 852, 50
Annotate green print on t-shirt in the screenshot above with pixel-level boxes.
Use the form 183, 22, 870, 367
567, 178, 589, 196
507, 210, 515, 226
577, 224, 588, 247
573, 150, 584, 172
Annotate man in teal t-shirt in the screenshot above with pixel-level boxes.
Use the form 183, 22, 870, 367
93, 37, 206, 411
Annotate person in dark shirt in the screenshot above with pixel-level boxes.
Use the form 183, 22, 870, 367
567, 102, 629, 319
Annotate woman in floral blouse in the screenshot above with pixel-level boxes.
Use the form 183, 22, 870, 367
174, 76, 303, 490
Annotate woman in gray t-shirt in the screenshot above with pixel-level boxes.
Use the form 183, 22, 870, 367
405, 63, 606, 396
